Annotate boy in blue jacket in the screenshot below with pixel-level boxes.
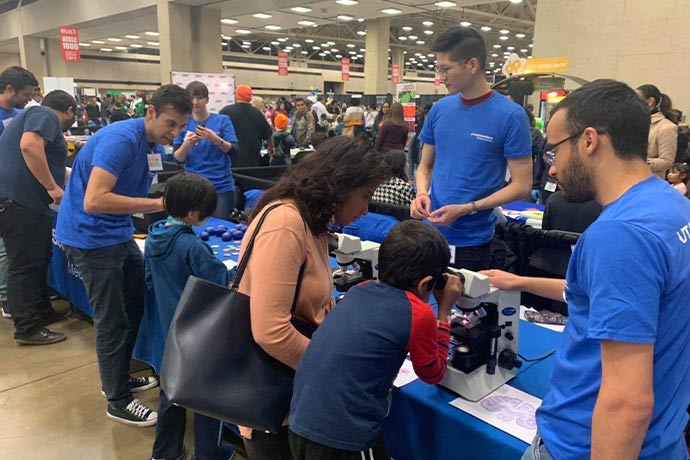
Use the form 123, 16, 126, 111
145, 172, 231, 460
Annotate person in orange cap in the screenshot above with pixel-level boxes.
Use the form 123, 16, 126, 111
271, 113, 295, 166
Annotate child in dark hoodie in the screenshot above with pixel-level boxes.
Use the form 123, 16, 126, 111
145, 172, 231, 460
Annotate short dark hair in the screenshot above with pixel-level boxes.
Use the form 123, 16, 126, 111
294, 97, 306, 104
253, 136, 390, 234
384, 150, 408, 181
42, 90, 77, 112
554, 79, 649, 161
163, 172, 217, 220
431, 26, 487, 70
0, 66, 38, 94
378, 221, 451, 291
185, 81, 209, 99
150, 84, 192, 117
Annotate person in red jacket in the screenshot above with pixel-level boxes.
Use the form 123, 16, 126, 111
289, 220, 463, 460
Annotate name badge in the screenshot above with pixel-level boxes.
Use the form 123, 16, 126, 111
147, 152, 163, 172
449, 245, 456, 265
544, 180, 557, 192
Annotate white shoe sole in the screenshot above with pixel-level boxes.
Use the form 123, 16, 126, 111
100, 378, 159, 397
106, 410, 157, 427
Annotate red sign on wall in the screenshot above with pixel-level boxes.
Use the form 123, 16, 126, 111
392, 63, 400, 84
277, 50, 289, 76
60, 27, 80, 62
341, 57, 350, 81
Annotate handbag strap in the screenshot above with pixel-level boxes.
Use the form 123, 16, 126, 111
232, 202, 285, 287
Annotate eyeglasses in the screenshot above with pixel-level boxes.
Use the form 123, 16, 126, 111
434, 58, 471, 76
542, 130, 585, 166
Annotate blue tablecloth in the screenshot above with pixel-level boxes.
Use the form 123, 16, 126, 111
383, 321, 562, 460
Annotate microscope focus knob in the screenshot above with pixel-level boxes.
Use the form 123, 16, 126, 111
498, 349, 522, 370
505, 331, 514, 341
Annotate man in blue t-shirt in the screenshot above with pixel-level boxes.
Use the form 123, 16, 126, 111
411, 26, 532, 271
55, 85, 192, 428
0, 90, 76, 345
173, 81, 239, 219
0, 66, 40, 320
483, 80, 690, 460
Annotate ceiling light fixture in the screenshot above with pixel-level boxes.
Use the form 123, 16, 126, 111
130, 44, 143, 48
312, 46, 321, 49
499, 35, 509, 40
416, 40, 425, 44
298, 20, 316, 26
145, 31, 159, 36
460, 21, 472, 27
398, 36, 407, 40
423, 21, 434, 26
305, 39, 314, 43
236, 29, 252, 34
114, 46, 127, 50
79, 43, 90, 47
336, 54, 342, 58
499, 29, 510, 34
271, 41, 280, 45
357, 30, 366, 36
331, 48, 338, 52
346, 43, 355, 48
124, 35, 140, 39
253, 13, 272, 19
481, 26, 492, 32
408, 35, 418, 40
241, 44, 250, 48
92, 40, 105, 44
336, 0, 358, 5
520, 48, 528, 52
265, 25, 282, 30
402, 26, 413, 31
100, 48, 113, 52
491, 53, 498, 57
147, 41, 159, 46
509, 0, 523, 3
424, 30, 434, 35
301, 50, 308, 54
221, 18, 238, 25
293, 44, 302, 48
107, 38, 122, 42
381, 8, 402, 14
435, 1, 456, 8
337, 15, 354, 21
493, 44, 501, 48
291, 6, 312, 13
262, 46, 271, 50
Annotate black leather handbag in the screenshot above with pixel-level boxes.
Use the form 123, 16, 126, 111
160, 203, 314, 433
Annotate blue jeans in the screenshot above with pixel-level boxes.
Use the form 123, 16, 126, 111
214, 190, 237, 220
0, 237, 7, 301
152, 389, 223, 460
63, 241, 144, 409
521, 433, 553, 460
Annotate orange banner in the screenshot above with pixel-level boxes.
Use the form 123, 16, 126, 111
521, 57, 569, 74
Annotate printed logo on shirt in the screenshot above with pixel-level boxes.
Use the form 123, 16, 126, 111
470, 132, 494, 143
3, 117, 13, 128
676, 223, 690, 244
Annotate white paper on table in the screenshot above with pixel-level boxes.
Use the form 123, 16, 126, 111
393, 359, 418, 388
223, 259, 238, 271
520, 306, 566, 333
449, 385, 542, 444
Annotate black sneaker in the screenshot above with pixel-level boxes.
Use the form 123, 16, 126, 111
1, 300, 10, 318
106, 399, 157, 427
40, 307, 72, 327
101, 375, 159, 397
15, 328, 66, 346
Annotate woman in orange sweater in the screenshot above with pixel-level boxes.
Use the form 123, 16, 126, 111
237, 136, 390, 460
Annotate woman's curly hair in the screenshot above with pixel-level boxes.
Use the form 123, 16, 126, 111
251, 136, 391, 234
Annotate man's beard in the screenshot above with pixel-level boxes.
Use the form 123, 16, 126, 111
558, 149, 595, 203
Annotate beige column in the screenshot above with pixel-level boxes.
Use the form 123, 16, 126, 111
364, 17, 390, 95
18, 35, 45, 80
157, 0, 193, 84
191, 6, 222, 74
533, 0, 690, 114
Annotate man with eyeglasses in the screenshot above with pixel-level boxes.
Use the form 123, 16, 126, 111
483, 79, 690, 460
411, 26, 532, 271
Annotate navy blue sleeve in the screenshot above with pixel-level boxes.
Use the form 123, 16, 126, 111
187, 239, 232, 287
23, 109, 61, 144
582, 221, 665, 343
